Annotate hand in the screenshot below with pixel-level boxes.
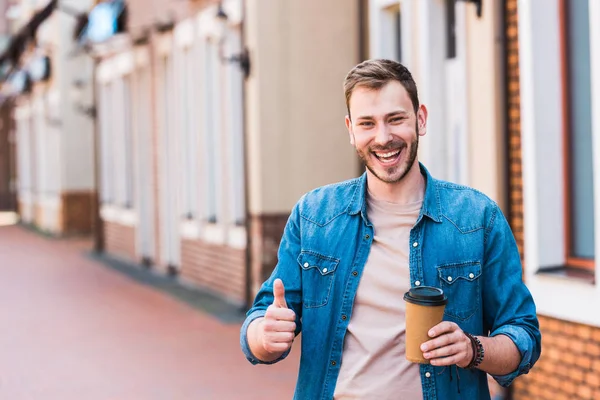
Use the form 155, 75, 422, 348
420, 321, 473, 368
259, 279, 297, 355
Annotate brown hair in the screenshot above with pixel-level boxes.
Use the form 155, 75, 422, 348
343, 59, 420, 119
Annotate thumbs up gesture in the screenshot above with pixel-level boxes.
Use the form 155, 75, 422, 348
260, 279, 297, 354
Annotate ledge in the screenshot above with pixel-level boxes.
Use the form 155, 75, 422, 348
536, 265, 595, 285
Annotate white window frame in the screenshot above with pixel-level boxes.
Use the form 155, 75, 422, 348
122, 74, 134, 208
96, 52, 138, 227
518, 0, 600, 327
175, 19, 202, 232
369, 0, 403, 61
132, 46, 155, 260
223, 26, 246, 227
14, 102, 33, 222
196, 1, 245, 247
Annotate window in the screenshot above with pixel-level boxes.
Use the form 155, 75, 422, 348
100, 83, 114, 203
224, 28, 246, 226
382, 3, 402, 61
561, 0, 595, 270
123, 75, 134, 208
203, 39, 220, 223
180, 47, 199, 219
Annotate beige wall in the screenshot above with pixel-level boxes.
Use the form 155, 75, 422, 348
126, 0, 218, 33
466, 0, 506, 210
245, 0, 360, 215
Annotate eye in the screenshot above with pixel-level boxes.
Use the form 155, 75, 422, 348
389, 117, 404, 124
358, 121, 374, 127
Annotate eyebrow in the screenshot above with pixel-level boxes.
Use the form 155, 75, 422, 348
355, 111, 410, 120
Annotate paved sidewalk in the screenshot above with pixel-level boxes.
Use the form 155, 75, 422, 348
0, 225, 299, 400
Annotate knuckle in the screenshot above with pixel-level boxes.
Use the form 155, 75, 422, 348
262, 319, 275, 331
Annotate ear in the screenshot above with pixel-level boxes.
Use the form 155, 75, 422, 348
345, 115, 355, 146
417, 104, 428, 137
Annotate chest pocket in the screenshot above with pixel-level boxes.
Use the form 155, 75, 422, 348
297, 251, 339, 308
437, 261, 482, 321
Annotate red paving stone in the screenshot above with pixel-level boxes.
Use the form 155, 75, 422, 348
0, 225, 299, 399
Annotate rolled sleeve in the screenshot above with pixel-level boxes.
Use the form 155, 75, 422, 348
482, 205, 541, 387
489, 325, 535, 387
240, 202, 303, 366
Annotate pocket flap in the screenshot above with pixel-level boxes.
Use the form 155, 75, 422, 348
297, 251, 339, 276
437, 261, 482, 285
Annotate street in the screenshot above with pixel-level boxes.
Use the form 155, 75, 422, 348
0, 224, 299, 399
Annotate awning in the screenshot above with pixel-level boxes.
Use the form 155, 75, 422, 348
0, 0, 57, 71
75, 0, 127, 45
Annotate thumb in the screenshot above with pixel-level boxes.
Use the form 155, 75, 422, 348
273, 279, 288, 309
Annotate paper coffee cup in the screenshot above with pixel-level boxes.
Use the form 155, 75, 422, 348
403, 286, 448, 364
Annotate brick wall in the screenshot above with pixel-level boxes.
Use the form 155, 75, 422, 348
512, 316, 600, 399
104, 221, 136, 261
505, 0, 524, 262
249, 214, 289, 299
61, 191, 93, 235
506, 1, 600, 399
180, 239, 246, 305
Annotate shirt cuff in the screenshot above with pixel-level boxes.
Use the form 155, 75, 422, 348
489, 325, 534, 387
240, 309, 291, 365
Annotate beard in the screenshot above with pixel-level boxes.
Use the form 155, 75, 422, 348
356, 122, 419, 184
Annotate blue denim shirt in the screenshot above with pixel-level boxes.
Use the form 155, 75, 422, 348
241, 164, 541, 400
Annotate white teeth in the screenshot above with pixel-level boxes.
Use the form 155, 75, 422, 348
375, 150, 400, 158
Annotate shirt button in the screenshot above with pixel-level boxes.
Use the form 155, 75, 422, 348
342, 315, 347, 320
425, 372, 431, 378
469, 273, 475, 279
413, 242, 418, 247
323, 268, 328, 273
415, 281, 421, 286
352, 271, 358, 277
365, 234, 370, 240
447, 276, 453, 282
331, 361, 337, 366
303, 262, 309, 268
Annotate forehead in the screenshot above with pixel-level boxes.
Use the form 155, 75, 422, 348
349, 81, 413, 116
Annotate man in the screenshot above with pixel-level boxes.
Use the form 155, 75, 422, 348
240, 59, 541, 400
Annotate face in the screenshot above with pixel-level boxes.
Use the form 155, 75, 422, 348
345, 81, 427, 184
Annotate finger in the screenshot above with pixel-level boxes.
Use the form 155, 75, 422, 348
261, 319, 296, 334
265, 331, 295, 343
421, 333, 454, 352
423, 343, 463, 360
265, 305, 296, 322
272, 321, 296, 333
428, 321, 459, 338
263, 341, 292, 354
273, 279, 288, 309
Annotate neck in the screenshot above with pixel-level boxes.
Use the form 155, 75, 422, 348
366, 161, 425, 204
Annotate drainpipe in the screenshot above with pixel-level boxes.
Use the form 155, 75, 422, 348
241, 0, 253, 310
91, 55, 104, 253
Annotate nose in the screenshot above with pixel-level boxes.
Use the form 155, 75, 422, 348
373, 123, 392, 146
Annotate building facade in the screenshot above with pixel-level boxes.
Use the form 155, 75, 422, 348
84, 0, 360, 306
1, 0, 96, 234
509, 0, 600, 398
5, 0, 599, 397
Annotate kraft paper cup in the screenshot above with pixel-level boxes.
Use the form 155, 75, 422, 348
403, 286, 448, 364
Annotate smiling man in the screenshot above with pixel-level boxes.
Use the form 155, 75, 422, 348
240, 59, 541, 400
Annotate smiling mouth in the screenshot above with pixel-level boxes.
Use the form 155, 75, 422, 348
373, 148, 402, 164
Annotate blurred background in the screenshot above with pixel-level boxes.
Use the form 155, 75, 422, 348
0, 0, 598, 399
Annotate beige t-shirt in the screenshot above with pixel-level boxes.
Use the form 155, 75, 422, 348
334, 191, 423, 400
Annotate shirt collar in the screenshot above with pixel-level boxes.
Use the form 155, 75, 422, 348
347, 162, 443, 223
